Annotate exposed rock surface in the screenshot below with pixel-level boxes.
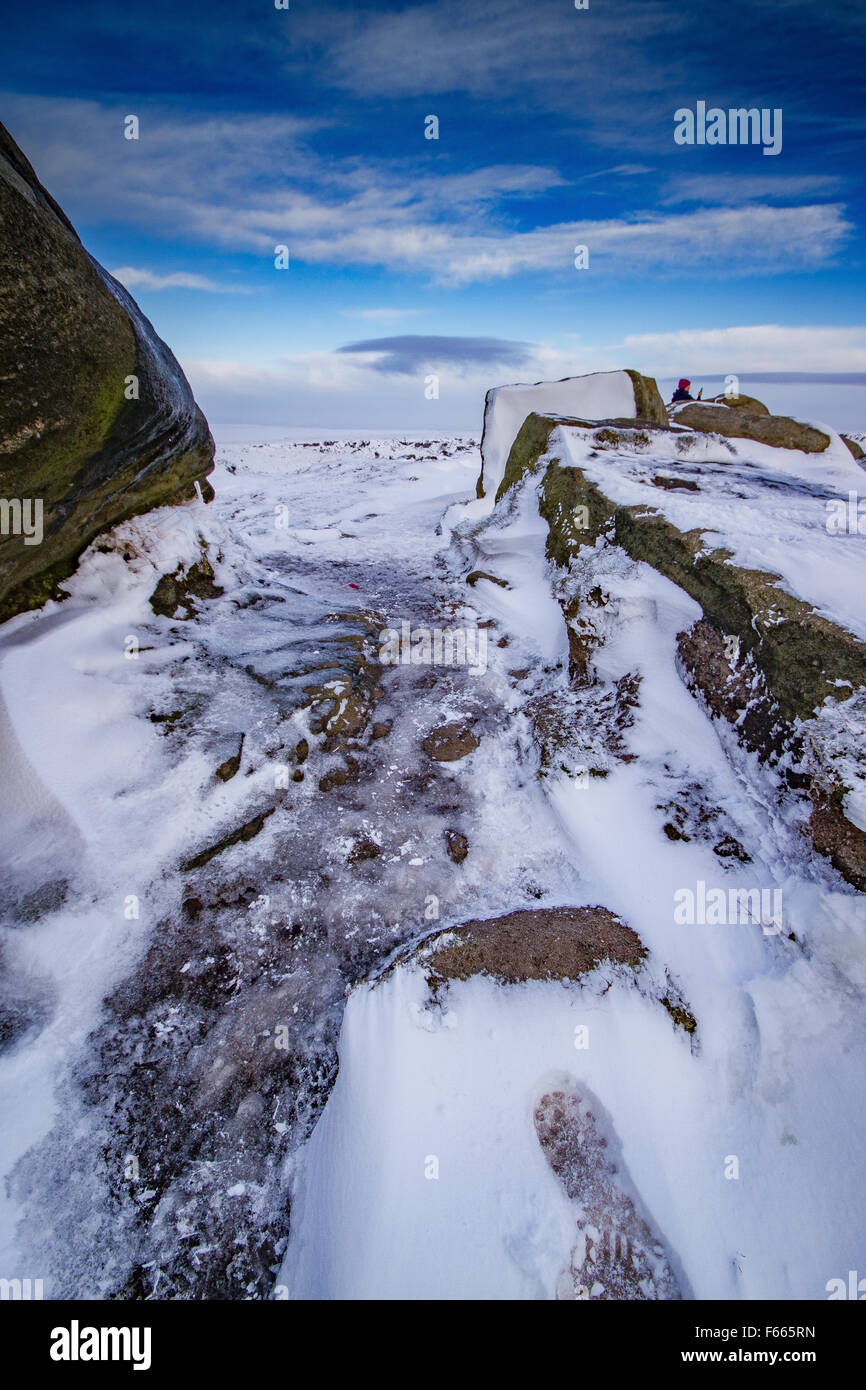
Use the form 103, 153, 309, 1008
810, 788, 866, 893
625, 369, 669, 427
708, 392, 770, 415
417, 905, 646, 985
444, 829, 469, 863
149, 555, 223, 619
213, 733, 245, 783
673, 402, 830, 453
501, 414, 866, 724
422, 720, 479, 761
466, 569, 509, 588
0, 121, 214, 621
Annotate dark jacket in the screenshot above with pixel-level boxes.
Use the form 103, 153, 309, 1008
671, 387, 694, 402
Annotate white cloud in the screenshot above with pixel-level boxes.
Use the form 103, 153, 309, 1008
4, 94, 852, 288
185, 329, 866, 408
134, 198, 851, 287
110, 266, 247, 293
182, 327, 866, 432
396, 204, 851, 285
182, 337, 586, 425
581, 165, 655, 181
619, 324, 866, 376
293, 0, 683, 112
183, 351, 494, 430
660, 173, 843, 205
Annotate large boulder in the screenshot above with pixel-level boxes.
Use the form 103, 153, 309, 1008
477, 369, 667, 498
0, 121, 215, 622
707, 392, 770, 415
672, 402, 830, 453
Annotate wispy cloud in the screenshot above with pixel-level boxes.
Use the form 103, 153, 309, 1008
110, 266, 248, 293
661, 173, 844, 205
365, 204, 851, 285
291, 0, 683, 113
620, 325, 866, 376
581, 165, 655, 181
4, 95, 854, 288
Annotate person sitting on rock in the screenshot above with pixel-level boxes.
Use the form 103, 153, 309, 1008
671, 378, 701, 403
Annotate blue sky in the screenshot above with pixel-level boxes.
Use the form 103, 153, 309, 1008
3, 0, 866, 429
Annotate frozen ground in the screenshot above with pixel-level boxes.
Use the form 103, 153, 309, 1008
0, 422, 864, 1299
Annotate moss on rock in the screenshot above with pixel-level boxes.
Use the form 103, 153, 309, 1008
673, 403, 830, 453
624, 369, 669, 427
531, 451, 866, 725
0, 121, 215, 622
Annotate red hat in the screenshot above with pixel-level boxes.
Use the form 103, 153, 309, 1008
678, 378, 690, 389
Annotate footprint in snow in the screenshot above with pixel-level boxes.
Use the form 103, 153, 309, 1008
534, 1081, 685, 1301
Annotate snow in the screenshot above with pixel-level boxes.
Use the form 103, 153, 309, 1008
1, 412, 865, 1301
280, 944, 866, 1300
479, 369, 640, 498
555, 421, 866, 644
277, 420, 866, 1302
279, 967, 690, 1300
0, 500, 227, 1287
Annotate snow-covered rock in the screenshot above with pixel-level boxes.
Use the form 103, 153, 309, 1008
477, 368, 667, 498
670, 400, 840, 454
